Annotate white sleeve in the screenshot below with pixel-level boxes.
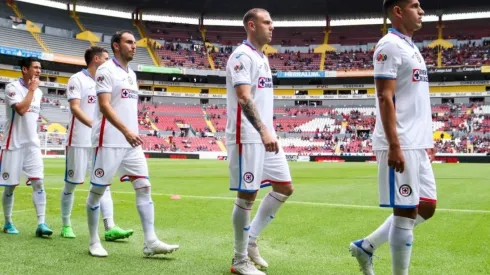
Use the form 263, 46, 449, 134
67, 76, 82, 101
373, 41, 402, 80
228, 52, 253, 87
5, 83, 22, 107
95, 66, 113, 95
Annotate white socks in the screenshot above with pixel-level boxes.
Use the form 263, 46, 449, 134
61, 182, 77, 226
3, 186, 15, 224
86, 185, 106, 245
31, 180, 46, 225
363, 214, 426, 253
232, 198, 254, 261
133, 179, 157, 245
101, 187, 115, 230
249, 191, 289, 243
389, 216, 415, 275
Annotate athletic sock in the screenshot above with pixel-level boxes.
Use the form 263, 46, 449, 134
61, 182, 77, 226
232, 198, 254, 261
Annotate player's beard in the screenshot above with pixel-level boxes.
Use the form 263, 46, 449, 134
122, 51, 134, 62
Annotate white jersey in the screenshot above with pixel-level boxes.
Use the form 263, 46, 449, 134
92, 58, 139, 148
226, 40, 274, 145
372, 28, 433, 150
2, 79, 42, 150
66, 69, 97, 147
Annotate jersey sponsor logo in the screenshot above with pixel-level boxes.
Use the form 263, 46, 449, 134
94, 168, 104, 178
67, 170, 74, 178
97, 76, 105, 83
2, 172, 9, 180
8, 91, 15, 97
412, 69, 428, 82
121, 89, 139, 99
243, 172, 254, 183
399, 184, 412, 197
258, 77, 272, 88
376, 53, 388, 62
69, 85, 75, 91
88, 95, 97, 104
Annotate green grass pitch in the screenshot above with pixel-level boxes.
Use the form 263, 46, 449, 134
0, 159, 488, 275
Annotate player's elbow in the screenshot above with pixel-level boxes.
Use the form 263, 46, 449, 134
14, 106, 26, 116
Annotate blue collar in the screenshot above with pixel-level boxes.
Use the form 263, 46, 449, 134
18, 78, 28, 89
389, 28, 414, 48
243, 40, 264, 57
82, 69, 94, 80
112, 57, 129, 73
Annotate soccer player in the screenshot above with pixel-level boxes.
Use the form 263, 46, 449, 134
86, 30, 179, 257
226, 9, 294, 275
61, 46, 134, 240
1, 57, 53, 237
349, 1, 437, 274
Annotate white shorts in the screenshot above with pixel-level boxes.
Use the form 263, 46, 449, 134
228, 144, 292, 193
91, 147, 149, 186
0, 146, 44, 186
65, 146, 93, 184
376, 149, 437, 208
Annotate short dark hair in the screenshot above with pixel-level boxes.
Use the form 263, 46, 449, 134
19, 57, 41, 71
383, 0, 409, 16
243, 8, 269, 27
110, 30, 134, 53
84, 46, 108, 66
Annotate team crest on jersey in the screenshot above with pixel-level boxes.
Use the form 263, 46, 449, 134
68, 170, 74, 178
97, 76, 105, 83
258, 77, 272, 88
94, 168, 104, 178
2, 173, 9, 180
88, 95, 96, 103
234, 62, 244, 72
243, 172, 254, 183
69, 85, 75, 91
376, 53, 388, 62
8, 91, 15, 97
412, 69, 428, 82
399, 184, 412, 197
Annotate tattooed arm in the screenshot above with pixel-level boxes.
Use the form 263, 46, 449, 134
236, 84, 278, 153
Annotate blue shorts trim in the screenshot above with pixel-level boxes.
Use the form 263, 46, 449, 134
260, 183, 272, 188
230, 188, 258, 193
65, 179, 83, 185
380, 204, 417, 209
90, 182, 110, 187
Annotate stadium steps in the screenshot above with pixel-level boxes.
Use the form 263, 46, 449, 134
8, 1, 51, 53
203, 110, 217, 133
70, 10, 96, 47
200, 28, 216, 70
133, 20, 160, 66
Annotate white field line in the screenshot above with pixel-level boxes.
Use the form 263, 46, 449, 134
12, 187, 486, 214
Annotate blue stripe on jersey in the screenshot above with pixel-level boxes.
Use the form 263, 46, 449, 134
389, 167, 395, 206
374, 76, 396, 80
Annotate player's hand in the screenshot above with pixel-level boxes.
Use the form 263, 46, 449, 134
426, 147, 436, 163
388, 145, 405, 173
28, 76, 40, 92
124, 131, 143, 147
261, 130, 279, 154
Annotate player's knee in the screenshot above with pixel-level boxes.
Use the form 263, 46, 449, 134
237, 191, 258, 201
419, 201, 437, 220
3, 186, 16, 195
30, 179, 44, 191
132, 178, 151, 191
87, 185, 107, 206
272, 183, 294, 196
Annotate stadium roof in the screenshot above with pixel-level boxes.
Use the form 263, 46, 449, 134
57, 0, 490, 18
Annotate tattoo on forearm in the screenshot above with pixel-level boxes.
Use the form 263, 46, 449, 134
239, 98, 266, 134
